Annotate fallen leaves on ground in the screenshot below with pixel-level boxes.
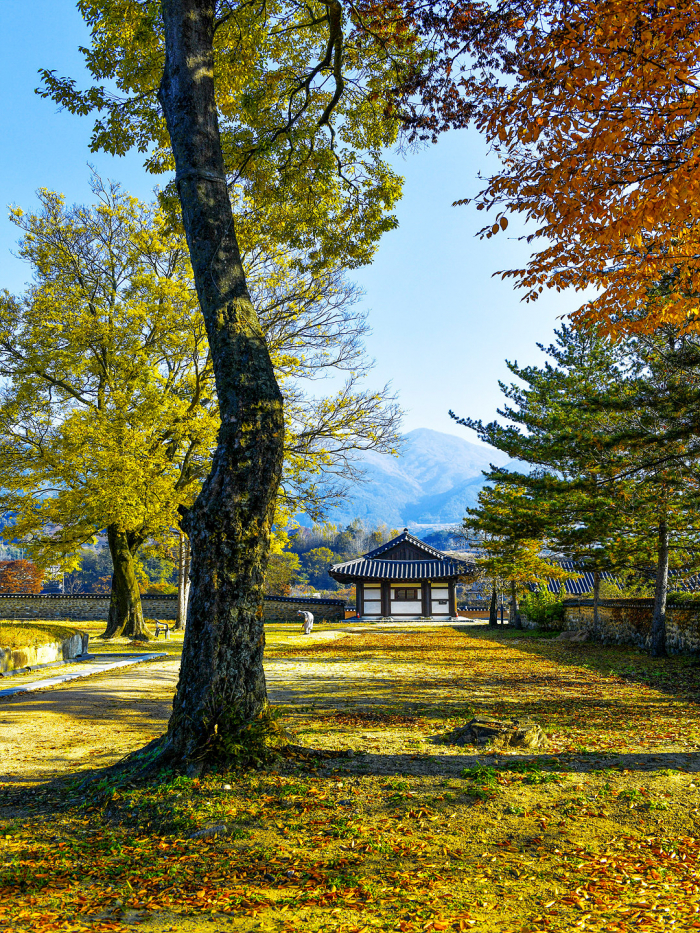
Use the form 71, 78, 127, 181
2, 625, 700, 932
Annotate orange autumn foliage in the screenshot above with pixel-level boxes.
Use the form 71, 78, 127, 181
420, 0, 700, 334
0, 559, 44, 593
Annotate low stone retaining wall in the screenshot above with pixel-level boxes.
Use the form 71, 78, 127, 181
1, 628, 89, 672
562, 599, 700, 654
0, 593, 346, 624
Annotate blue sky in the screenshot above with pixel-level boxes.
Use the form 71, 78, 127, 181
0, 2, 583, 443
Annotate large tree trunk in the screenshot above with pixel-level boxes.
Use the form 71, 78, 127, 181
488, 585, 498, 627
592, 570, 601, 633
175, 531, 191, 631
510, 580, 523, 629
102, 525, 149, 639
158, 0, 284, 763
650, 517, 669, 658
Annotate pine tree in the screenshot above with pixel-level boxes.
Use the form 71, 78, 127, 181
464, 483, 570, 629
453, 325, 700, 655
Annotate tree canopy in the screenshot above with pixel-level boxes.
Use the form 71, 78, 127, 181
0, 176, 216, 636
403, 0, 700, 334
39, 0, 424, 272
0, 560, 43, 594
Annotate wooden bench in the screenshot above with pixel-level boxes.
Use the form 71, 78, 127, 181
154, 622, 170, 639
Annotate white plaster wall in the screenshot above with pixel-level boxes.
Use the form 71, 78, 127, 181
363, 593, 381, 616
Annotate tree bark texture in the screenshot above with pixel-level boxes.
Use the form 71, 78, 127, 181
510, 580, 523, 629
103, 525, 149, 639
176, 531, 191, 631
159, 0, 285, 762
592, 570, 601, 634
489, 585, 498, 627
651, 517, 669, 658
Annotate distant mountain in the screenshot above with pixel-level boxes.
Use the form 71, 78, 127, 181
323, 428, 513, 529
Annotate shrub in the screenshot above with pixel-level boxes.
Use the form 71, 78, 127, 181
667, 591, 700, 606
521, 589, 565, 630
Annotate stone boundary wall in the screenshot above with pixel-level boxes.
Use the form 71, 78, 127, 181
262, 596, 346, 622
562, 598, 700, 654
0, 593, 346, 624
0, 594, 178, 621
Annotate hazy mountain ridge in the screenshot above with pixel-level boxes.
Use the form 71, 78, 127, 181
325, 428, 512, 528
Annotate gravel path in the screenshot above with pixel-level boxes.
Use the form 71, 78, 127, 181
0, 652, 167, 699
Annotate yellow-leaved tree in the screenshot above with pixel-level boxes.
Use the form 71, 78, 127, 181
0, 176, 401, 638
464, 484, 573, 629
0, 176, 216, 639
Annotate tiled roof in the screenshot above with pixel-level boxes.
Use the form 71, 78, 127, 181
329, 557, 469, 582
540, 559, 700, 596
670, 571, 700, 592
329, 529, 472, 582
264, 594, 345, 605
542, 571, 618, 596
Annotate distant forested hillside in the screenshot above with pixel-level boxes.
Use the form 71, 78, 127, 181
317, 428, 511, 528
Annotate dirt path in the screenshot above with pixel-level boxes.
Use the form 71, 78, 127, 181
0, 627, 346, 785
0, 657, 180, 784
4, 622, 700, 787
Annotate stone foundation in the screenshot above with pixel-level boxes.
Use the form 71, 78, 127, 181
562, 599, 700, 654
0, 593, 346, 624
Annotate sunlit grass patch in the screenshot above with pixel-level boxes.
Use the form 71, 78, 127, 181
0, 621, 82, 648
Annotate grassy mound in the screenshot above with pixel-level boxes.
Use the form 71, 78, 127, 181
0, 621, 81, 648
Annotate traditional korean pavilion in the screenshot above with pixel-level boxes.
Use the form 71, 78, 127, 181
329, 529, 471, 620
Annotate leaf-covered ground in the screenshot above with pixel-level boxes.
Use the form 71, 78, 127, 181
2, 622, 700, 932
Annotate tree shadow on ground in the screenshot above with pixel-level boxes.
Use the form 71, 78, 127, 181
330, 747, 700, 777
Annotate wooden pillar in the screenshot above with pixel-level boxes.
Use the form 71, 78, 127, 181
381, 581, 391, 617
421, 580, 431, 617
448, 580, 457, 618
356, 581, 364, 617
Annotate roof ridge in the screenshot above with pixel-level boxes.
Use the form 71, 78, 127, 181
362, 529, 446, 560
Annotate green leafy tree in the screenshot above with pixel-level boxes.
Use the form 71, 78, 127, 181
264, 551, 304, 597
590, 328, 700, 655
464, 484, 570, 629
454, 325, 700, 655
454, 327, 638, 630
301, 546, 339, 590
